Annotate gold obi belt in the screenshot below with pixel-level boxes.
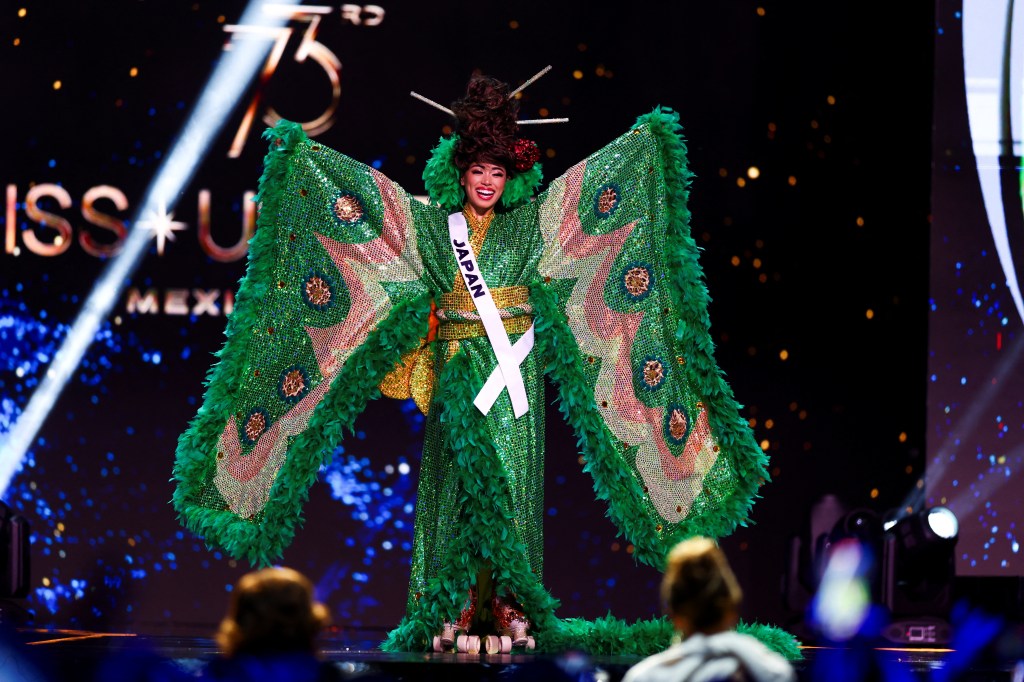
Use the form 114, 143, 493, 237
379, 285, 533, 414
435, 285, 533, 340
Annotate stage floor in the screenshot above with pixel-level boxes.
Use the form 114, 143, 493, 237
5, 627, 1023, 682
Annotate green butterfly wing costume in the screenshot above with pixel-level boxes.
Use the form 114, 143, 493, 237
172, 108, 800, 659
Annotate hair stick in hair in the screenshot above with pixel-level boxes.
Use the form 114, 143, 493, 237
509, 65, 552, 98
410, 91, 454, 117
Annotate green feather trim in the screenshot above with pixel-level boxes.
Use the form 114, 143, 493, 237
539, 614, 674, 656
636, 106, 771, 548
384, 608, 801, 659
422, 134, 543, 211
172, 119, 433, 566
537, 616, 802, 660
422, 136, 462, 210
504, 162, 543, 208
736, 621, 805, 661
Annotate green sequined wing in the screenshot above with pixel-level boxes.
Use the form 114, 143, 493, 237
534, 108, 769, 570
172, 121, 435, 565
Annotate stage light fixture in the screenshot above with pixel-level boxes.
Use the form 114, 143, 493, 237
829, 507, 884, 600
783, 494, 887, 642
0, 501, 28, 599
881, 505, 960, 645
783, 493, 849, 618
0, 500, 31, 626
926, 506, 959, 540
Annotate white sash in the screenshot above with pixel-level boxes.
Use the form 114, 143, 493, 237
447, 213, 534, 418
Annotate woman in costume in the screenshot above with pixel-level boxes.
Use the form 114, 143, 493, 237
172, 68, 800, 659
396, 75, 546, 653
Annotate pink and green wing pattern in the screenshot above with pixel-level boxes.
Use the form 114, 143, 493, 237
535, 109, 769, 569
172, 121, 433, 565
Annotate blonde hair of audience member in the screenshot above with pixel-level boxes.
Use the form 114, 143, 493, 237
624, 537, 795, 682
662, 537, 742, 637
216, 566, 331, 658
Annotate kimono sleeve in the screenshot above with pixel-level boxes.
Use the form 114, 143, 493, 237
172, 120, 435, 566
534, 108, 769, 570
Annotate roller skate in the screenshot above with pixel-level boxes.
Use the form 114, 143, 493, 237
490, 594, 535, 652
432, 588, 480, 653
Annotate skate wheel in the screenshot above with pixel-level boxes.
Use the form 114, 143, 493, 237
483, 635, 501, 654
499, 635, 512, 653
525, 636, 536, 650
432, 635, 443, 652
457, 634, 482, 654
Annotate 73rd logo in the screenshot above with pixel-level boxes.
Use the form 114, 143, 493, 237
224, 3, 385, 158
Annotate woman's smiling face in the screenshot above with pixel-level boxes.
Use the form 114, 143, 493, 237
460, 162, 507, 216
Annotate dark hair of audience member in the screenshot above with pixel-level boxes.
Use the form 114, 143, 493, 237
215, 566, 331, 658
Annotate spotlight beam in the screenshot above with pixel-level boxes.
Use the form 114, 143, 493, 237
925, 331, 1024, 488
0, 0, 300, 498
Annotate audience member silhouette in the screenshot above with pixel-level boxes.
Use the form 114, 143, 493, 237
623, 537, 796, 682
200, 566, 345, 682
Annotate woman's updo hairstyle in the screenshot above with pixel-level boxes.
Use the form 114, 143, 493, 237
421, 72, 542, 211
450, 75, 519, 173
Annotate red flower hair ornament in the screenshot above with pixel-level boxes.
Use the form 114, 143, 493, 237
511, 138, 541, 172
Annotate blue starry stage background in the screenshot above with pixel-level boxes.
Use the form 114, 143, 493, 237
0, 0, 1019, 638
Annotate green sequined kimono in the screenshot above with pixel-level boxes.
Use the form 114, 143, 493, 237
406, 205, 548, 605
172, 109, 798, 658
